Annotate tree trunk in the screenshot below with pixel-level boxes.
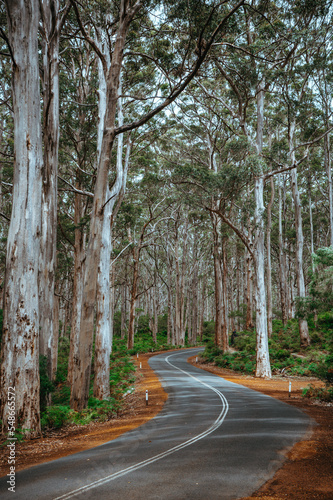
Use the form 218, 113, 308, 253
1, 0, 42, 437
245, 247, 254, 330
198, 272, 206, 341
211, 213, 223, 348
289, 119, 310, 347
93, 187, 112, 400
179, 219, 188, 345
166, 243, 173, 344
121, 283, 127, 339
254, 176, 271, 377
152, 288, 158, 344
191, 243, 198, 343
221, 235, 229, 351
67, 188, 86, 384
325, 134, 333, 247
93, 59, 129, 399
254, 80, 271, 378
266, 176, 274, 337
39, 0, 60, 381
174, 228, 181, 345
278, 173, 287, 325
52, 294, 59, 379
70, 2, 135, 410
128, 247, 139, 350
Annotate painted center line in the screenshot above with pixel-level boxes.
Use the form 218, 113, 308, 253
54, 351, 229, 500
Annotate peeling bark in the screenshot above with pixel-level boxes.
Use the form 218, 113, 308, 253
70, 0, 136, 410
254, 80, 271, 378
266, 175, 274, 337
290, 119, 310, 347
211, 212, 223, 348
39, 0, 60, 381
1, 0, 42, 437
278, 173, 287, 326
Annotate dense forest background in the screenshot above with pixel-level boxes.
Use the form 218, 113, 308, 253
0, 0, 333, 437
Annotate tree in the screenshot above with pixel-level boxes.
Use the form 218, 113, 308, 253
70, 0, 246, 409
39, 0, 70, 381
1, 0, 43, 437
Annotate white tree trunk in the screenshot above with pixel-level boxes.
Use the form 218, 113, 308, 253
266, 176, 274, 337
211, 213, 224, 348
289, 120, 310, 346
222, 236, 229, 351
278, 174, 287, 325
254, 80, 271, 378
94, 185, 112, 399
39, 0, 60, 381
1, 0, 42, 437
254, 177, 271, 377
70, 2, 134, 409
325, 134, 333, 246
94, 54, 131, 397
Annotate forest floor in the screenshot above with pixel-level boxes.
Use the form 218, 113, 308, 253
0, 349, 332, 500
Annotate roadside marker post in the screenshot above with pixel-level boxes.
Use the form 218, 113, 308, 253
289, 381, 291, 397
140, 362, 142, 369
196, 357, 198, 363
146, 390, 149, 406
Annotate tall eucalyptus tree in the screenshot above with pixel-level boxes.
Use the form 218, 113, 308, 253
69, 0, 246, 409
1, 0, 43, 437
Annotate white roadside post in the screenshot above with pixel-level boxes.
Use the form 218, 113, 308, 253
146, 390, 149, 406
289, 381, 291, 398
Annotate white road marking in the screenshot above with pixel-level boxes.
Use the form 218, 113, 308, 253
54, 350, 229, 500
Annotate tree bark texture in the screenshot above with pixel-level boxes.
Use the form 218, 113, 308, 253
278, 174, 287, 325
70, 0, 136, 410
211, 212, 224, 348
1, 0, 42, 437
266, 176, 274, 337
289, 119, 310, 347
39, 0, 60, 380
324, 134, 333, 247
254, 80, 271, 378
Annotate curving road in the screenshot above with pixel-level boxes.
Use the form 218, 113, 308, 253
0, 348, 312, 500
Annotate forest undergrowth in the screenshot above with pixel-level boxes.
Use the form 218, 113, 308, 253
37, 314, 178, 435
201, 314, 333, 402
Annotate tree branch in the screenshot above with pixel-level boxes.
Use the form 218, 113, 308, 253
207, 205, 253, 258
115, 0, 246, 135
58, 175, 94, 197
0, 27, 16, 67
69, 0, 107, 74
0, 212, 10, 222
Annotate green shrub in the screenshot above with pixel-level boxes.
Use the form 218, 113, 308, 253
202, 321, 215, 342
314, 354, 333, 385
41, 405, 71, 429
302, 384, 333, 401
52, 384, 71, 406
274, 349, 290, 361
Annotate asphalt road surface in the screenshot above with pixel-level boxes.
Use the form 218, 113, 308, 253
0, 348, 312, 500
